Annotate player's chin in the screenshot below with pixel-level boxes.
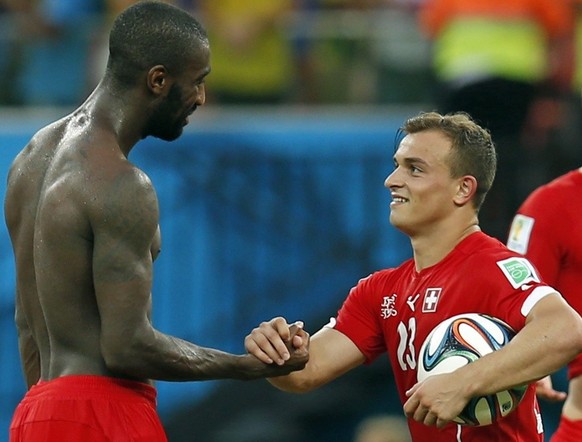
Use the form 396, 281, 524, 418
158, 125, 185, 142
389, 213, 407, 229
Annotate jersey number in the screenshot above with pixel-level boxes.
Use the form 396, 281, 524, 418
397, 318, 417, 371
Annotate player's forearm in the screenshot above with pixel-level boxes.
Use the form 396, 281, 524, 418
103, 328, 305, 381
266, 357, 333, 393
462, 298, 582, 397
265, 327, 363, 393
267, 371, 310, 393
462, 336, 577, 400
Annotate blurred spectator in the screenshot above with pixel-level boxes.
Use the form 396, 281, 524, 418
0, 1, 22, 104
0, 1, 45, 105
354, 414, 411, 442
518, 0, 582, 183
316, 0, 379, 103
418, 0, 574, 240
544, 0, 582, 177
193, 0, 297, 105
0, 0, 103, 106
369, 1, 432, 104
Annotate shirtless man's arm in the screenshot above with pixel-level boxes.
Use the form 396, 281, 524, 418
91, 163, 305, 381
14, 291, 40, 388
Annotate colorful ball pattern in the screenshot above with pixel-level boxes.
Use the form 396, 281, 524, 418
417, 313, 527, 426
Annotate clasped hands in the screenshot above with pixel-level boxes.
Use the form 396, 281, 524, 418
245, 317, 310, 370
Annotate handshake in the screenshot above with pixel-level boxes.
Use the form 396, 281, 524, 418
242, 318, 310, 380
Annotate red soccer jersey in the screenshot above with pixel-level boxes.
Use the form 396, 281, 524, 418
508, 168, 582, 379
335, 231, 554, 441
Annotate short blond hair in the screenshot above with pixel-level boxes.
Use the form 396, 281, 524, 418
399, 111, 496, 211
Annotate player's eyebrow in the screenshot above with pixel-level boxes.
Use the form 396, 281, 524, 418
195, 67, 211, 82
394, 156, 430, 168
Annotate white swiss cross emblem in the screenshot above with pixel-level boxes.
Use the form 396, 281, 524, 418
422, 288, 442, 313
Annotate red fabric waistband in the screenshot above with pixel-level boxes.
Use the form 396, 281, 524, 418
26, 375, 157, 405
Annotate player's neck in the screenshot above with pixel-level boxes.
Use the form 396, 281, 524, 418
77, 82, 145, 156
411, 222, 480, 272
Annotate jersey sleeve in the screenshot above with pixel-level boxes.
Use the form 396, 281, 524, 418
334, 272, 388, 364
476, 252, 558, 330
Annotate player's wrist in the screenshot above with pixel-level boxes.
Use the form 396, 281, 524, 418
456, 362, 485, 399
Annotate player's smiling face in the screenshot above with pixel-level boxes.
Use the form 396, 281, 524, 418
384, 129, 460, 235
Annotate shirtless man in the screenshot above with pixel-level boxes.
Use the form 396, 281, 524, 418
5, 2, 307, 441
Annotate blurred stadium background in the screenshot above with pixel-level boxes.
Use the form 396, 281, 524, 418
0, 1, 575, 441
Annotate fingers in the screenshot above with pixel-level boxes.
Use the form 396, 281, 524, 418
291, 329, 309, 349
403, 382, 453, 429
405, 381, 420, 398
420, 411, 447, 429
535, 376, 567, 402
289, 324, 309, 350
536, 387, 567, 402
245, 321, 288, 365
436, 417, 449, 429
403, 394, 419, 419
407, 399, 437, 426
272, 318, 294, 341
423, 411, 438, 427
245, 318, 305, 366
404, 397, 446, 428
288, 321, 304, 338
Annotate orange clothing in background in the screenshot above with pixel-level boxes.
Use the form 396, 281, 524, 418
420, 0, 573, 39
419, 0, 575, 89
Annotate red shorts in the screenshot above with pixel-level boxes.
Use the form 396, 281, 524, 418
10, 375, 168, 442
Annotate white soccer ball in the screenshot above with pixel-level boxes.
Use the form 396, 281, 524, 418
417, 313, 527, 426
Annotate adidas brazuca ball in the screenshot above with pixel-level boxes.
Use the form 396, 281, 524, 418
417, 313, 527, 426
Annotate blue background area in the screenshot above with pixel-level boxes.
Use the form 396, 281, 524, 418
0, 108, 566, 441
